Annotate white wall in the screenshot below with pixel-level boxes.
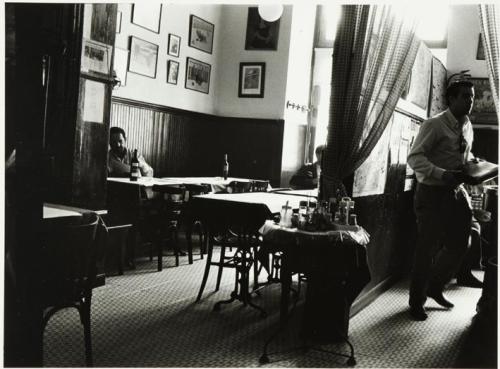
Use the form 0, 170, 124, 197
447, 4, 488, 78
113, 4, 223, 115
214, 5, 293, 119
280, 3, 316, 185
113, 3, 293, 120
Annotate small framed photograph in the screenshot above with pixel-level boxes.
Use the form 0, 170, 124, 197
476, 33, 485, 60
185, 57, 211, 94
238, 62, 265, 98
167, 60, 179, 85
128, 36, 159, 79
245, 7, 280, 51
188, 15, 214, 54
81, 38, 112, 76
116, 11, 122, 34
168, 34, 181, 57
131, 3, 162, 33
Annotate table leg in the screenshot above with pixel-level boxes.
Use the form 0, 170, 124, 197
280, 253, 292, 324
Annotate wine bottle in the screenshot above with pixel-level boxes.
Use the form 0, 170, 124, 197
130, 149, 140, 181
223, 153, 229, 180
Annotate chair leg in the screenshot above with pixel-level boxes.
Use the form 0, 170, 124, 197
198, 225, 204, 259
173, 227, 180, 267
157, 235, 163, 272
81, 296, 93, 367
186, 225, 194, 265
252, 243, 259, 289
196, 233, 214, 301
215, 243, 226, 291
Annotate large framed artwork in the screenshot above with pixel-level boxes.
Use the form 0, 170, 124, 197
245, 7, 280, 51
128, 36, 159, 79
238, 62, 265, 98
131, 3, 162, 33
185, 57, 211, 94
188, 15, 214, 54
428, 56, 447, 117
407, 42, 432, 111
469, 78, 498, 125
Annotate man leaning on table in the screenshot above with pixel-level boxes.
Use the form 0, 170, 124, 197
407, 80, 476, 321
108, 126, 153, 177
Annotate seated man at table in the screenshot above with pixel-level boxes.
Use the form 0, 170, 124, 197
289, 145, 326, 190
108, 127, 154, 177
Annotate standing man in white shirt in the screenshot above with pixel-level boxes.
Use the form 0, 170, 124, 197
407, 80, 475, 321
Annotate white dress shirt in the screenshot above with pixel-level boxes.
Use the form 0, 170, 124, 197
408, 109, 474, 186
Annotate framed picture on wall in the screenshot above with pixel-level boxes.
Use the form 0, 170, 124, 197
128, 36, 159, 79
245, 7, 280, 51
185, 57, 211, 94
188, 15, 214, 54
167, 60, 179, 85
469, 78, 497, 125
476, 33, 485, 60
168, 34, 181, 57
238, 62, 265, 98
81, 38, 112, 76
131, 3, 162, 33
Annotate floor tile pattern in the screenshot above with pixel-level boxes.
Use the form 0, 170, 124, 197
43, 249, 488, 368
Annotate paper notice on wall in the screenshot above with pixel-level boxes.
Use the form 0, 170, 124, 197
83, 80, 105, 124
399, 139, 409, 165
404, 178, 415, 192
353, 122, 391, 197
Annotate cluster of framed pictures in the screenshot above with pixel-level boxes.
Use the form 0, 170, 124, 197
118, 6, 269, 98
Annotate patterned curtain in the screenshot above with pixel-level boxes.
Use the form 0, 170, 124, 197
320, 5, 420, 199
478, 4, 499, 115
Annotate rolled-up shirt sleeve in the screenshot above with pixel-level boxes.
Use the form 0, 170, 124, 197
407, 121, 446, 181
138, 154, 154, 177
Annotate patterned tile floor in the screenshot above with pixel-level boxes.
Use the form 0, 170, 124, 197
43, 249, 494, 368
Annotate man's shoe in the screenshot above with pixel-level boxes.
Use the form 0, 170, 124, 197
457, 273, 483, 288
409, 306, 428, 321
427, 290, 454, 308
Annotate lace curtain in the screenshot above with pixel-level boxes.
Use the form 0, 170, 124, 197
320, 5, 420, 199
478, 4, 499, 115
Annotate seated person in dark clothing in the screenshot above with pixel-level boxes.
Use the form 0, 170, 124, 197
289, 145, 326, 189
108, 127, 153, 177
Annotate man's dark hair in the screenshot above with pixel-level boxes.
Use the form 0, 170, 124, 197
446, 80, 474, 105
110, 126, 126, 140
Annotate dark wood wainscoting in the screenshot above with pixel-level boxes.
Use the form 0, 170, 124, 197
110, 97, 284, 187
473, 127, 498, 164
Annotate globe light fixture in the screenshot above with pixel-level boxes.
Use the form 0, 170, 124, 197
258, 4, 283, 22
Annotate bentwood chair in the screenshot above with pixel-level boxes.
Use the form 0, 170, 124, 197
183, 183, 212, 263
147, 184, 185, 271
41, 212, 103, 367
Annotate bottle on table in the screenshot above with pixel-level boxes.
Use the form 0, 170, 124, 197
223, 153, 229, 180
130, 149, 140, 181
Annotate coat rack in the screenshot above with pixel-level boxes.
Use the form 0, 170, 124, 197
286, 100, 311, 113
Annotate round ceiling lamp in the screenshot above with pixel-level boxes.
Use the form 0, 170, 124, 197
258, 4, 283, 22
